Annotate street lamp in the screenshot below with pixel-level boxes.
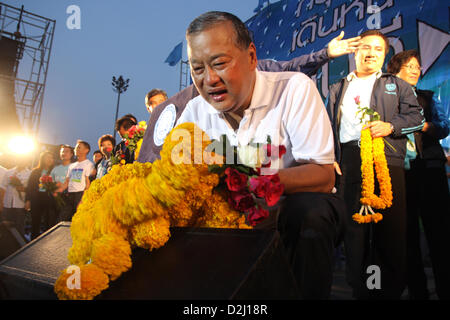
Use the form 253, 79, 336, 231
111, 75, 130, 140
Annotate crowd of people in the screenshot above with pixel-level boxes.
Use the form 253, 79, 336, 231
0, 10, 449, 300
0, 113, 142, 242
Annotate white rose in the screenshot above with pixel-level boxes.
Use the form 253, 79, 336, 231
237, 144, 264, 168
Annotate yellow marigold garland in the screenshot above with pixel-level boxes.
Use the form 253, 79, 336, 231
54, 123, 251, 300
352, 128, 393, 224
54, 264, 109, 300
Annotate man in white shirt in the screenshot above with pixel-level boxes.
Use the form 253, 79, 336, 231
58, 140, 94, 221
0, 158, 31, 237
176, 11, 345, 299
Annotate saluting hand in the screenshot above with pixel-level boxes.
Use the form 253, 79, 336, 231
327, 31, 361, 58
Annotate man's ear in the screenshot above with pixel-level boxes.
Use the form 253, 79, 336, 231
248, 43, 258, 69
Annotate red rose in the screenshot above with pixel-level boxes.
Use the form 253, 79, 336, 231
249, 176, 271, 198
120, 154, 125, 159
264, 179, 284, 207
264, 144, 286, 160
224, 167, 248, 192
247, 206, 270, 226
125, 140, 129, 146
278, 145, 286, 158
228, 191, 254, 212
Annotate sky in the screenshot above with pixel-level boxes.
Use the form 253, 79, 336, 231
3, 0, 259, 154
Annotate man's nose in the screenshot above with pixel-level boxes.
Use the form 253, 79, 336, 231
204, 66, 220, 86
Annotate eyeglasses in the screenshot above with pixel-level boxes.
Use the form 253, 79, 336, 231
402, 64, 422, 72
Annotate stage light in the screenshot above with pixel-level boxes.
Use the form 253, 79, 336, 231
7, 135, 36, 155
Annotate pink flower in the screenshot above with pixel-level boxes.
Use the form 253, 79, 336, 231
228, 191, 254, 212
264, 180, 284, 207
247, 206, 270, 226
249, 176, 271, 198
264, 144, 287, 160
354, 95, 361, 105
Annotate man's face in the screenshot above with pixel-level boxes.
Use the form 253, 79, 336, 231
355, 35, 386, 76
118, 125, 128, 138
145, 93, 167, 113
396, 57, 421, 86
75, 143, 88, 157
187, 21, 257, 113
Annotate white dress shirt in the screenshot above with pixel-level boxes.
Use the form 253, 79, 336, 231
177, 70, 335, 169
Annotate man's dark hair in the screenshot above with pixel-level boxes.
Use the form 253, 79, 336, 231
360, 29, 390, 55
76, 140, 91, 153
115, 115, 137, 132
186, 11, 253, 50
123, 113, 137, 124
93, 150, 102, 155
97, 134, 116, 149
146, 89, 168, 101
387, 49, 421, 74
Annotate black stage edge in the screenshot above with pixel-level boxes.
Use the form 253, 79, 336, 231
0, 222, 299, 300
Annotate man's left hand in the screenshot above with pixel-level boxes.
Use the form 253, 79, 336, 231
327, 31, 361, 58
363, 121, 393, 138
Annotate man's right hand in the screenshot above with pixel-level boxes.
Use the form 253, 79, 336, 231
25, 200, 31, 211
327, 31, 361, 58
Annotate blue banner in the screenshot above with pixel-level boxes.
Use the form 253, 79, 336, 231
165, 41, 183, 66
246, 0, 450, 147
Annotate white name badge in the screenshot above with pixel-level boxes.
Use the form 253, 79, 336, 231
154, 104, 176, 146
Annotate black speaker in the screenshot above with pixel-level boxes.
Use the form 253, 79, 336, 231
0, 222, 299, 300
0, 221, 26, 261
0, 37, 20, 77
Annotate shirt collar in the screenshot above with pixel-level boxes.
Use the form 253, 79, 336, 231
347, 70, 382, 81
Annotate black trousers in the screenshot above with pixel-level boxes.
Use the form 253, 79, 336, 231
338, 144, 407, 299
31, 192, 57, 240
277, 192, 345, 299
65, 191, 84, 221
405, 159, 450, 300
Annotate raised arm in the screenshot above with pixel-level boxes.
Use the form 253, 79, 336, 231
257, 31, 361, 77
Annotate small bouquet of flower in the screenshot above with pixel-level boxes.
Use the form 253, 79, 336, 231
39, 175, 65, 209
207, 135, 286, 226
9, 175, 25, 200
123, 121, 147, 160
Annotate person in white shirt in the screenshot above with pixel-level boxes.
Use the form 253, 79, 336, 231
58, 140, 94, 221
0, 157, 31, 237
176, 11, 346, 299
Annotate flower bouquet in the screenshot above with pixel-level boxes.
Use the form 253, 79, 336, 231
39, 174, 66, 209
207, 135, 286, 226
124, 121, 147, 160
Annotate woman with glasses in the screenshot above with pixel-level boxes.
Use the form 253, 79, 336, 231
388, 49, 450, 300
